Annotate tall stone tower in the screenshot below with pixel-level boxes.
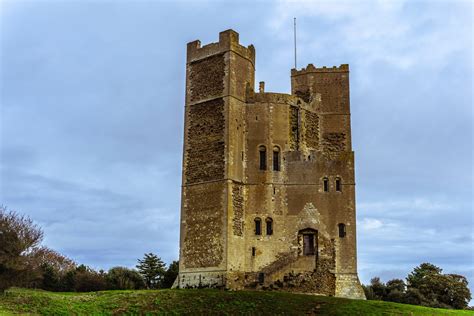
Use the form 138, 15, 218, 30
178, 29, 365, 299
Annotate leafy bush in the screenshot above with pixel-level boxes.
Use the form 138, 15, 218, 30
72, 265, 108, 292
107, 267, 145, 290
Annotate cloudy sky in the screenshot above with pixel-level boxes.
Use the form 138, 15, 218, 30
1, 0, 472, 295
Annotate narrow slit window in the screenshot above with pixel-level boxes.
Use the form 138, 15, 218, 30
273, 147, 280, 171
266, 218, 273, 235
323, 177, 329, 192
255, 218, 262, 235
338, 223, 346, 238
259, 146, 267, 170
336, 178, 342, 192
252, 247, 256, 257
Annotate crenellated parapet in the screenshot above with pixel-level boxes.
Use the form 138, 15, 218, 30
250, 92, 299, 105
187, 29, 255, 66
291, 63, 349, 77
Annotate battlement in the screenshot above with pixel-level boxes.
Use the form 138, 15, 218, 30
187, 29, 255, 66
253, 92, 296, 105
291, 63, 349, 77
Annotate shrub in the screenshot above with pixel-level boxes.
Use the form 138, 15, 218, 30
107, 267, 145, 290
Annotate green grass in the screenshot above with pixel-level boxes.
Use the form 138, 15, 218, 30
0, 288, 472, 315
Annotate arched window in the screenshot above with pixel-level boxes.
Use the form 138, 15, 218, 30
335, 177, 342, 192
338, 223, 346, 238
259, 146, 266, 170
273, 147, 280, 171
323, 177, 329, 192
266, 217, 273, 235
255, 218, 262, 235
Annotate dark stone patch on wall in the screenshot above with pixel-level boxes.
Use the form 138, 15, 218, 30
294, 90, 311, 103
185, 99, 225, 184
232, 184, 244, 236
303, 110, 319, 149
182, 183, 224, 268
189, 54, 225, 102
289, 106, 299, 150
322, 132, 346, 152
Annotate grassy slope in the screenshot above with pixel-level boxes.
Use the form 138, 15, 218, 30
0, 288, 472, 315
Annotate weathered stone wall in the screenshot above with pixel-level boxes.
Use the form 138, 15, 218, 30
289, 106, 299, 151
335, 273, 366, 299
181, 182, 225, 269
302, 110, 319, 150
185, 98, 225, 184
189, 54, 225, 102
322, 132, 347, 152
232, 184, 244, 237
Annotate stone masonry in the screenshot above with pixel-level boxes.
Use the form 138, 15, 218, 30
177, 29, 365, 299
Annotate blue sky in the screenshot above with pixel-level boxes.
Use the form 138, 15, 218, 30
1, 0, 472, 296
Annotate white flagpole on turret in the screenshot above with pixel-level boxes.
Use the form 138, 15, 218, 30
294, 17, 297, 69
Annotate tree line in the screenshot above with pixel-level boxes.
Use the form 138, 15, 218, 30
0, 206, 178, 292
363, 263, 472, 310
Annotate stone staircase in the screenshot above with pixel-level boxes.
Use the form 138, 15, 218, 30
249, 250, 336, 296
260, 251, 300, 280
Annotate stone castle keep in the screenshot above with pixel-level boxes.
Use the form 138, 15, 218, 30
177, 29, 365, 299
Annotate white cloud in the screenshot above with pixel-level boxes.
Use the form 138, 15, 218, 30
360, 218, 384, 230
359, 197, 453, 213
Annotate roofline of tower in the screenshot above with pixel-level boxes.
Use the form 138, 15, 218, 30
186, 29, 255, 66
291, 63, 349, 76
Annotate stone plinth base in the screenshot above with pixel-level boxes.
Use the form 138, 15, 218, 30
178, 271, 226, 289
335, 273, 366, 299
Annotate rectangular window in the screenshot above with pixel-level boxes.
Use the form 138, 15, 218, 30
266, 220, 273, 235
273, 151, 280, 171
252, 247, 256, 257
338, 224, 346, 238
255, 220, 261, 235
323, 178, 329, 192
336, 178, 341, 192
259, 150, 266, 170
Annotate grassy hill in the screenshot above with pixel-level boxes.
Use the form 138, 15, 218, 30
0, 288, 472, 315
